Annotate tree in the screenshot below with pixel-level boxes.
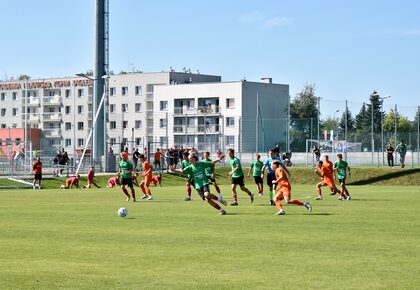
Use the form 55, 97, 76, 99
338, 107, 355, 139
383, 109, 412, 132
355, 102, 369, 130
18, 74, 31, 80
290, 83, 319, 151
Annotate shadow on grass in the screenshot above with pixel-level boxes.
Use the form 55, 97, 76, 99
349, 168, 420, 185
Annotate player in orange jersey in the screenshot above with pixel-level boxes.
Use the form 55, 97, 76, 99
314, 159, 340, 200
271, 160, 312, 215
139, 154, 153, 200
107, 174, 120, 188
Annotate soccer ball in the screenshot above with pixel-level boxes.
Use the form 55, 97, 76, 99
118, 207, 128, 217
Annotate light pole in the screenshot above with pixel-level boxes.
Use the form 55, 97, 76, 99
380, 95, 391, 165
24, 77, 28, 173
333, 109, 340, 154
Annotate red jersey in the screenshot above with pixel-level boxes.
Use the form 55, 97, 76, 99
33, 161, 42, 174
88, 169, 95, 179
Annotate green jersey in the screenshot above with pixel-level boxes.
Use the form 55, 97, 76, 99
396, 143, 407, 155
183, 162, 212, 189
334, 160, 349, 180
181, 160, 191, 177
251, 160, 263, 177
202, 158, 215, 176
119, 160, 133, 179
229, 157, 244, 178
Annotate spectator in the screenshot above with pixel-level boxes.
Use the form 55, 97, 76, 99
32, 157, 42, 189
132, 148, 141, 171
312, 145, 321, 163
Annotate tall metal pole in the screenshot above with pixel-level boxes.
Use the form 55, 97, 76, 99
317, 97, 320, 147
287, 94, 290, 152
381, 100, 384, 166
24, 78, 28, 173
394, 104, 398, 165
165, 112, 169, 151
256, 91, 259, 154
345, 100, 348, 161
371, 101, 374, 165
417, 106, 419, 165
73, 83, 76, 165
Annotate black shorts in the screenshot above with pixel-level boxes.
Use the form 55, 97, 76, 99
154, 160, 161, 167
34, 173, 42, 180
121, 178, 133, 187
186, 176, 194, 185
338, 178, 346, 184
231, 176, 245, 186
196, 184, 210, 200
267, 173, 276, 186
253, 176, 263, 184
206, 175, 216, 184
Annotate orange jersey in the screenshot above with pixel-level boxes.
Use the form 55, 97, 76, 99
275, 167, 290, 189
322, 161, 334, 179
154, 151, 162, 161
142, 162, 153, 179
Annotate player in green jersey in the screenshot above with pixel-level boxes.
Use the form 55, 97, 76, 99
118, 152, 136, 202
181, 153, 227, 215
202, 151, 223, 202
181, 151, 193, 201
247, 154, 264, 196
228, 148, 254, 206
333, 154, 351, 201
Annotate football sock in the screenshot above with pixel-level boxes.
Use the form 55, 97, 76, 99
186, 185, 192, 196
207, 199, 221, 210
215, 185, 221, 193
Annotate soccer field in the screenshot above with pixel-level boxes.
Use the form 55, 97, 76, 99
0, 185, 419, 289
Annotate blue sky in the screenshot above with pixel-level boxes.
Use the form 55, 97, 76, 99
1, 0, 419, 119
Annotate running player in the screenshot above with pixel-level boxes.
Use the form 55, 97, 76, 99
314, 160, 339, 200
107, 174, 120, 188
181, 153, 227, 215
181, 151, 193, 201
261, 148, 290, 205
202, 151, 223, 201
227, 148, 254, 206
84, 166, 100, 188
333, 154, 351, 200
118, 152, 136, 202
271, 160, 312, 215
60, 175, 81, 189
247, 154, 264, 196
139, 154, 153, 200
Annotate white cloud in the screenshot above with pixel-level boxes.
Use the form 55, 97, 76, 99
261, 17, 293, 29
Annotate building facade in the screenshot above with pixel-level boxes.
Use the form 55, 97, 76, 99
0, 72, 289, 162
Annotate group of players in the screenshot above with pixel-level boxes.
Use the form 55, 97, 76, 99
58, 146, 351, 217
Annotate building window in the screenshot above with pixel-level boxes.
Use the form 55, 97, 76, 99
65, 89, 71, 98
135, 103, 142, 112
110, 121, 116, 130
65, 139, 72, 146
226, 98, 235, 109
65, 106, 71, 114
78, 89, 83, 97
6, 138, 12, 146
226, 117, 235, 127
109, 104, 115, 113
135, 86, 142, 95
135, 120, 142, 129
122, 87, 128, 96
12, 108, 18, 116
160, 119, 167, 128
110, 87, 116, 96
0, 93, 5, 101
160, 101, 168, 111
1, 109, 6, 116
160, 136, 167, 144
77, 138, 84, 147
78, 105, 84, 114
225, 135, 235, 146
15, 138, 21, 146
65, 122, 72, 130
123, 121, 128, 129
77, 122, 84, 130
110, 138, 116, 145
122, 104, 128, 113
12, 92, 18, 100
135, 138, 142, 146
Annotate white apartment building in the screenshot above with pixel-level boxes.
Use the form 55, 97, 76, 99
0, 72, 289, 159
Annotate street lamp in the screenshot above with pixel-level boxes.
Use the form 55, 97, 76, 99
380, 95, 391, 165
333, 109, 340, 154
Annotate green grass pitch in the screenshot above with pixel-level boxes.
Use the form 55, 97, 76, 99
0, 184, 419, 289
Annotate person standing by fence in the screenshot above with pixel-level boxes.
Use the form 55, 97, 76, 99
32, 157, 42, 189
386, 143, 395, 168
395, 140, 407, 168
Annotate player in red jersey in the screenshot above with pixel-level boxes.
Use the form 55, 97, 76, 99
107, 174, 120, 188
84, 166, 100, 188
139, 154, 153, 200
32, 157, 43, 189
61, 175, 81, 189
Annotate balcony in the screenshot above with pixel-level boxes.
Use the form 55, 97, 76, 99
173, 124, 220, 134
44, 112, 62, 122
43, 128, 62, 138
28, 114, 40, 123
43, 95, 62, 106
196, 105, 220, 115
173, 106, 198, 116
22, 97, 40, 107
